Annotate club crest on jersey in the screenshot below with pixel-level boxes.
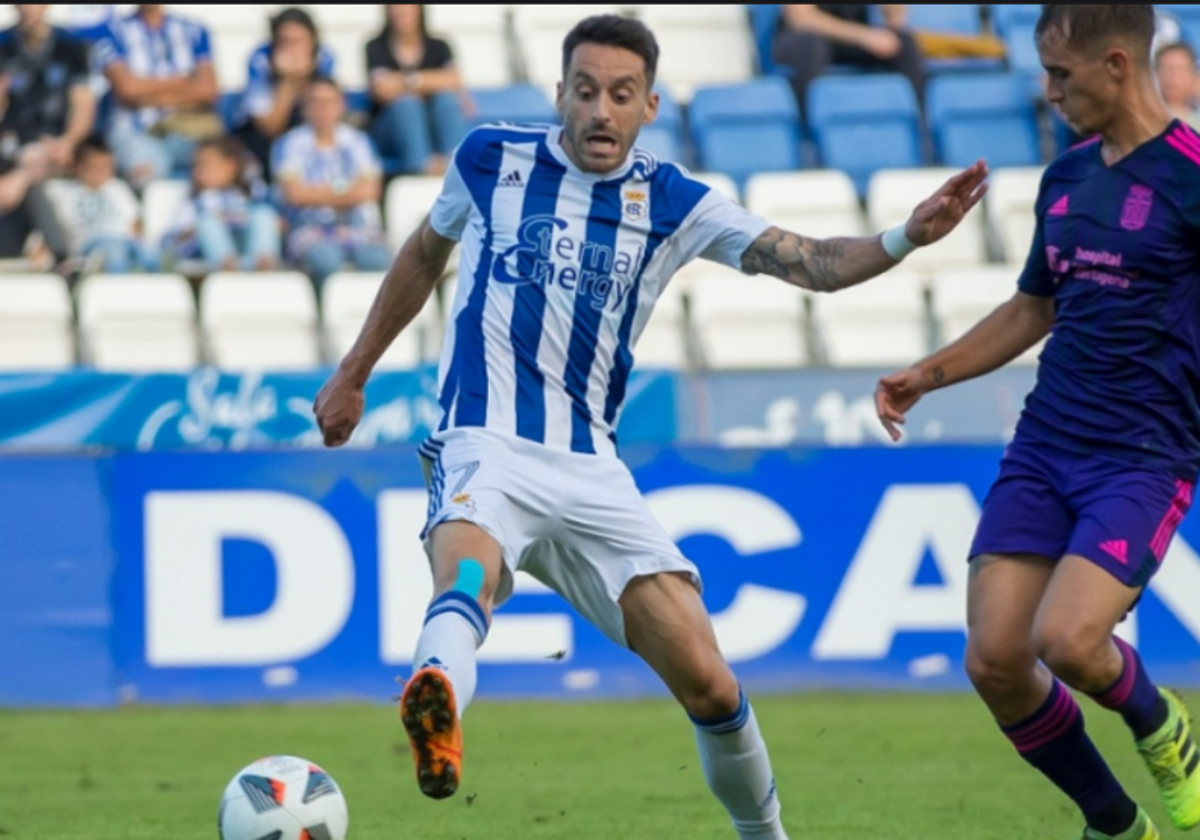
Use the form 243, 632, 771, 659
622, 188, 649, 221
1120, 185, 1154, 232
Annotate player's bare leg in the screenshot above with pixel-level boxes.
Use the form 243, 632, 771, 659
622, 573, 788, 840
401, 522, 505, 800
1036, 556, 1200, 831
967, 554, 1156, 839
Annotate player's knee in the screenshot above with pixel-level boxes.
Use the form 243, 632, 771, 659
965, 637, 1035, 697
678, 668, 741, 722
431, 556, 500, 614
1035, 625, 1107, 686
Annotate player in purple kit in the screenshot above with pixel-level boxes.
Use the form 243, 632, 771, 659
875, 6, 1200, 840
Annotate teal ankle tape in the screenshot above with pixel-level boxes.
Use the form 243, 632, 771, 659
452, 559, 486, 600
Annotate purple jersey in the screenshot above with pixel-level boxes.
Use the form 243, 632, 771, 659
1016, 121, 1200, 481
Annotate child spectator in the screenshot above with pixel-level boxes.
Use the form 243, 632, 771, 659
59, 137, 153, 273
235, 7, 336, 176
366, 4, 470, 175
273, 78, 390, 288
162, 136, 281, 273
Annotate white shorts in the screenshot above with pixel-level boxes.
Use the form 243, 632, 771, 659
419, 428, 700, 647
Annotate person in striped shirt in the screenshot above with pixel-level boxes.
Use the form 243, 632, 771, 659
315, 14, 986, 838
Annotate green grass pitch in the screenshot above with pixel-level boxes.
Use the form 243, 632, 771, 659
1, 692, 1195, 839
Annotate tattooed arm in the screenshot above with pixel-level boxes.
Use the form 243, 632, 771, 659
742, 161, 991, 292
740, 227, 896, 293
875, 292, 1054, 442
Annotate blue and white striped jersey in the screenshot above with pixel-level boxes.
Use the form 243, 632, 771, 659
95, 10, 213, 133
426, 124, 771, 457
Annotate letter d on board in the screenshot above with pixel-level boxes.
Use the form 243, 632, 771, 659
145, 492, 355, 667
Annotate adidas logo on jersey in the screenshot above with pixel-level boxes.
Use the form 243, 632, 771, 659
499, 170, 525, 188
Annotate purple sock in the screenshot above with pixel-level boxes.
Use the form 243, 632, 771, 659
1002, 681, 1135, 834
1090, 638, 1168, 740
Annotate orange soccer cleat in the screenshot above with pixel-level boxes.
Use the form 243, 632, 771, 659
399, 667, 463, 800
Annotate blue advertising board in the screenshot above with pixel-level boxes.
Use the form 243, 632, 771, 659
103, 446, 1200, 705
0, 368, 678, 450
5, 444, 1200, 707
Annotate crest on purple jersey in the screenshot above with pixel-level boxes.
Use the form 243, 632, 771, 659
1120, 185, 1154, 232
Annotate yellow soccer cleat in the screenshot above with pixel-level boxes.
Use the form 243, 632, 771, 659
1137, 689, 1200, 831
400, 667, 463, 800
1082, 807, 1160, 840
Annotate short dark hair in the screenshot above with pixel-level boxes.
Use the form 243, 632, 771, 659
562, 14, 659, 87
75, 136, 111, 164
270, 6, 319, 46
1036, 5, 1157, 62
1157, 40, 1198, 68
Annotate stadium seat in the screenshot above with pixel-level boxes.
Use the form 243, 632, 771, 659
637, 88, 685, 164
637, 5, 755, 102
988, 4, 1042, 36
745, 170, 866, 240
689, 78, 801, 190
76, 274, 199, 371
987, 166, 1044, 264
183, 4, 270, 92
688, 267, 810, 369
930, 265, 1042, 364
868, 168, 989, 270
513, 6, 627, 95
632, 277, 690, 370
928, 73, 1042, 169
385, 176, 444, 252
201, 272, 321, 371
0, 274, 75, 370
810, 271, 928, 367
989, 6, 1043, 76
906, 5, 983, 35
322, 272, 441, 369
426, 5, 515, 89
470, 84, 557, 127
141, 180, 192, 254
807, 74, 923, 194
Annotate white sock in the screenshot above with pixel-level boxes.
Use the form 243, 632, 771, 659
692, 692, 788, 840
412, 592, 487, 716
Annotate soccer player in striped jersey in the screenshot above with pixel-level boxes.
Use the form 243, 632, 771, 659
316, 14, 986, 838
876, 6, 1200, 840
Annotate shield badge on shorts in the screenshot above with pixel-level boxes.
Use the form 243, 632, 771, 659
1120, 185, 1154, 232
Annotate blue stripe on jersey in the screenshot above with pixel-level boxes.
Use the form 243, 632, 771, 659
511, 141, 567, 444
439, 133, 507, 429
604, 166, 710, 428
565, 179, 625, 454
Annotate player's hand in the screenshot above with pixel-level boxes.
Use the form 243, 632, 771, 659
313, 367, 366, 448
904, 161, 989, 247
875, 367, 928, 442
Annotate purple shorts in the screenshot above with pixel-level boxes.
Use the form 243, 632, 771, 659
970, 441, 1195, 588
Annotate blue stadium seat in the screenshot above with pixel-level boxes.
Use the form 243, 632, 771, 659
988, 5, 1041, 36
469, 85, 558, 127
807, 74, 922, 193
747, 4, 784, 75
344, 89, 372, 119
1158, 4, 1200, 26
906, 5, 982, 35
638, 88, 686, 165
218, 91, 242, 132
928, 73, 1042, 168
689, 78, 802, 189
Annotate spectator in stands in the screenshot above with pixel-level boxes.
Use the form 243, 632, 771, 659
366, 4, 470, 175
773, 5, 924, 114
162, 136, 281, 273
58, 137, 152, 273
273, 78, 390, 288
0, 4, 93, 265
96, 4, 220, 187
235, 7, 336, 177
1156, 42, 1200, 131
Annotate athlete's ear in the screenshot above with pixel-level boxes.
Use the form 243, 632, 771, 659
555, 80, 566, 117
643, 87, 660, 126
1104, 46, 1130, 81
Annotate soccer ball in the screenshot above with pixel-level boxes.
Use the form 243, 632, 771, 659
218, 756, 349, 840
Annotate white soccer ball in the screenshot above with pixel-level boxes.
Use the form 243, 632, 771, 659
218, 756, 349, 840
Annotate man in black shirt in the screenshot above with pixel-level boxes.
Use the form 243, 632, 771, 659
0, 4, 94, 262
773, 4, 924, 115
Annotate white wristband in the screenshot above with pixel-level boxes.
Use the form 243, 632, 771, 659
881, 225, 918, 261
